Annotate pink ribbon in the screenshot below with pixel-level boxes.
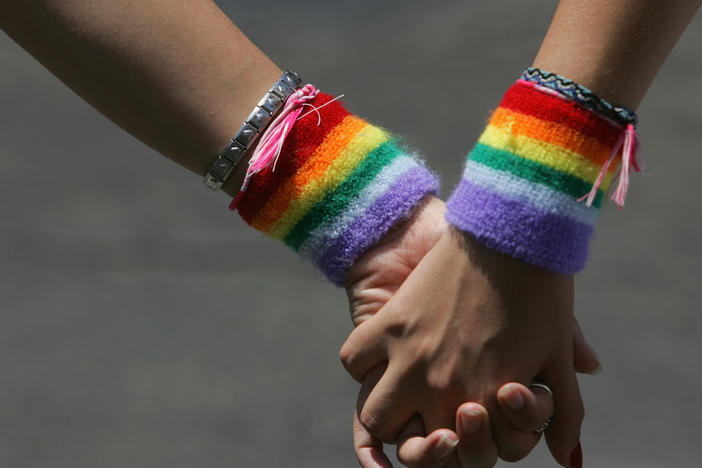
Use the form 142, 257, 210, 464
229, 84, 320, 210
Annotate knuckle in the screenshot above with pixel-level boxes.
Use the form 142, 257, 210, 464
339, 339, 372, 382
382, 314, 408, 338
358, 407, 381, 436
425, 373, 451, 393
338, 341, 355, 372
424, 356, 464, 394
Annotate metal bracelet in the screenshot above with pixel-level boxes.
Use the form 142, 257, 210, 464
204, 70, 302, 190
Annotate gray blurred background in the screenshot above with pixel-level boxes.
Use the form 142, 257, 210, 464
1, 1, 700, 466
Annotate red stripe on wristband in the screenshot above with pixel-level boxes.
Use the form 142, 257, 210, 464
499, 81, 621, 146
238, 93, 350, 223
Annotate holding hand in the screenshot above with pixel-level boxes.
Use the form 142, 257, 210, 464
344, 197, 599, 467
354, 376, 560, 468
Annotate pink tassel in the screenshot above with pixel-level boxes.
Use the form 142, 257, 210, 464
229, 84, 320, 210
610, 124, 639, 208
578, 123, 640, 209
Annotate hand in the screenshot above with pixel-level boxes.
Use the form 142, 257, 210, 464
344, 228, 582, 465
354, 368, 558, 468
344, 197, 600, 467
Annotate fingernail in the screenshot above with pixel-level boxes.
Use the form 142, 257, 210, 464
569, 441, 582, 468
460, 405, 483, 434
500, 383, 525, 411
434, 434, 459, 459
589, 349, 603, 375
590, 362, 603, 375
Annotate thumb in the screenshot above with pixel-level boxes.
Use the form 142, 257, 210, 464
572, 317, 602, 375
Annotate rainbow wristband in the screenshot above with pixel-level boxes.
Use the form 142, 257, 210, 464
446, 78, 637, 274
235, 93, 439, 285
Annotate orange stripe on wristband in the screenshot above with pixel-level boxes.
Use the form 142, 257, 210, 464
250, 115, 368, 232
489, 107, 617, 169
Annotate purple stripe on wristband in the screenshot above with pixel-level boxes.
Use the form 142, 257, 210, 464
446, 179, 593, 274
317, 167, 439, 285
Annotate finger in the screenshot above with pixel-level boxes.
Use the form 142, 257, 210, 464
396, 415, 459, 468
542, 368, 585, 467
421, 392, 537, 464
356, 363, 387, 416
340, 319, 388, 382
353, 410, 393, 468
357, 364, 417, 443
472, 396, 539, 464
354, 364, 393, 468
572, 317, 602, 375
497, 382, 553, 432
455, 403, 499, 468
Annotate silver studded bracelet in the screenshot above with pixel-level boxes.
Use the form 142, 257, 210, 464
203, 70, 302, 190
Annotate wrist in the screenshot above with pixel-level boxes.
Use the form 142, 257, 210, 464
232, 89, 439, 285
346, 195, 445, 282
205, 66, 288, 193
446, 73, 639, 273
362, 195, 446, 250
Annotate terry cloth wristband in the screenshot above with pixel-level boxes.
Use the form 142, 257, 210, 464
520, 67, 638, 127
233, 92, 439, 285
446, 75, 639, 274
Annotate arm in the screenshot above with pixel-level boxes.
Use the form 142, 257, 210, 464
534, 0, 701, 109
1, 2, 559, 467
0, 0, 279, 195
344, 1, 700, 467
0, 1, 439, 287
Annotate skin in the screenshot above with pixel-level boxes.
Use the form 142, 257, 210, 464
0, 0, 280, 195
344, 216, 584, 466
343, 1, 701, 466
2, 1, 698, 467
345, 197, 600, 468
533, 0, 702, 109
0, 0, 588, 464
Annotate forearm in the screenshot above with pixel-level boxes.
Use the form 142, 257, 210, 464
0, 0, 280, 195
446, 1, 699, 274
533, 0, 701, 109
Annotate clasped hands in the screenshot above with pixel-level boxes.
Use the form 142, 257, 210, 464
341, 197, 599, 467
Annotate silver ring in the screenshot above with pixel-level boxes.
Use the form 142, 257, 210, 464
529, 382, 553, 397
533, 417, 552, 433
529, 382, 553, 433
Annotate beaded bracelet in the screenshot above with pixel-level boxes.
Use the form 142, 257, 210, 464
446, 69, 641, 274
